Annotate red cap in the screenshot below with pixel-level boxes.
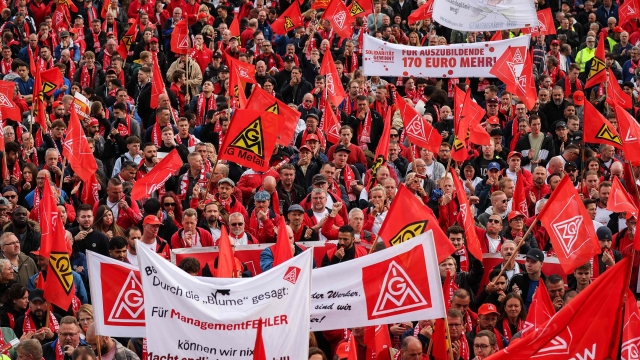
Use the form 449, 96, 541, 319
508, 211, 526, 222
478, 303, 499, 316
614, 26, 624, 33
69, 28, 79, 34
89, 117, 99, 126
335, 341, 351, 358
128, 18, 136, 24
551, 39, 560, 45
150, 37, 158, 43
107, 31, 115, 37
508, 151, 522, 159
31, 250, 41, 256
573, 90, 585, 106
197, 12, 210, 19
487, 116, 500, 125
299, 145, 312, 152
305, 134, 320, 142
143, 215, 163, 226
53, 100, 64, 108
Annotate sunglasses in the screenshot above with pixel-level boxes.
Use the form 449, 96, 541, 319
487, 219, 501, 224
163, 202, 176, 207
501, 199, 508, 204
390, 134, 399, 137
230, 222, 244, 227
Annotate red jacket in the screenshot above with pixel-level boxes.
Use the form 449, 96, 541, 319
93, 196, 143, 230
151, 237, 171, 260
247, 208, 280, 243
214, 193, 248, 225
299, 192, 349, 224
524, 183, 550, 215
325, 245, 368, 260
236, 169, 280, 205
438, 195, 460, 231
319, 213, 346, 240
170, 228, 214, 249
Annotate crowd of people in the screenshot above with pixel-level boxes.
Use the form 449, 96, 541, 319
0, 0, 634, 358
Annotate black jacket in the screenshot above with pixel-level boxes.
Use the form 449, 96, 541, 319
68, 227, 109, 257
441, 253, 485, 312
276, 181, 306, 216
345, 108, 385, 153
280, 78, 314, 105
4, 223, 41, 257
514, 133, 556, 168
507, 272, 547, 308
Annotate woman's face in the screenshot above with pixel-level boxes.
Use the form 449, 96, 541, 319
464, 167, 475, 179
14, 291, 28, 310
588, 161, 599, 172
23, 169, 32, 182
505, 298, 521, 318
410, 33, 418, 44
103, 210, 113, 226
439, 38, 446, 45
77, 311, 94, 331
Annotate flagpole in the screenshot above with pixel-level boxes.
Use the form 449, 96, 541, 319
493, 218, 539, 282
203, 158, 220, 202
96, 335, 102, 360
59, 158, 66, 189
185, 29, 191, 101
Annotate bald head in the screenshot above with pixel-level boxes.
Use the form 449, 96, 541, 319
263, 176, 276, 192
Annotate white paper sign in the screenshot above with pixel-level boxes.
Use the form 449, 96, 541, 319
363, 35, 529, 78
432, 0, 537, 31
137, 243, 312, 360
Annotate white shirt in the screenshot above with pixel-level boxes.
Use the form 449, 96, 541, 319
314, 209, 329, 240
127, 250, 138, 266
425, 162, 435, 179
231, 233, 250, 245
372, 210, 388, 235
505, 169, 518, 184
486, 235, 501, 253
595, 206, 613, 226
107, 199, 119, 219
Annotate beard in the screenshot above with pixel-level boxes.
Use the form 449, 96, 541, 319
231, 228, 243, 236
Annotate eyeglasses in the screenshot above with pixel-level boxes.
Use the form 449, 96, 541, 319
487, 219, 501, 224
2, 242, 18, 246
230, 222, 244, 227
474, 344, 491, 350
163, 202, 176, 207
566, 168, 578, 172
448, 323, 462, 327
4, 195, 16, 199
390, 134, 399, 137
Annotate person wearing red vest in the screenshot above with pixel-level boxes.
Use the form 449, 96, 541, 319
139, 215, 170, 260
321, 225, 368, 266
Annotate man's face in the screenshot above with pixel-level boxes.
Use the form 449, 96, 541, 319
494, 194, 508, 213
311, 192, 326, 212
473, 336, 494, 358
487, 215, 503, 234
337, 231, 354, 249
449, 233, 464, 250
109, 246, 127, 262
182, 215, 197, 232
108, 184, 123, 202
547, 281, 565, 300
586, 175, 599, 190
281, 169, 295, 186
78, 210, 94, 229
349, 212, 364, 232
334, 151, 348, 166
530, 120, 542, 134
288, 211, 303, 227
478, 314, 498, 331
586, 203, 597, 219
127, 229, 141, 250
29, 299, 48, 317
144, 224, 160, 238
525, 258, 542, 274
599, 186, 611, 206
574, 268, 591, 287
218, 184, 233, 199
450, 295, 470, 314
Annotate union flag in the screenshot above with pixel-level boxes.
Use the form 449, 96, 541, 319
407, 0, 433, 24
585, 32, 607, 88
246, 86, 300, 146
130, 149, 183, 200
62, 106, 98, 182
321, 0, 353, 39
396, 97, 442, 154
170, 19, 189, 55
272, 2, 303, 35
616, 104, 640, 165
347, 0, 373, 17
583, 100, 623, 149
117, 19, 138, 59
319, 49, 347, 107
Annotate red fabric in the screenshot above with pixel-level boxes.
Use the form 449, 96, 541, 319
236, 169, 280, 205
62, 107, 98, 182
170, 228, 214, 248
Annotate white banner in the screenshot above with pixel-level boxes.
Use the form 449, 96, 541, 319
310, 231, 445, 331
431, 0, 537, 31
137, 243, 312, 360
87, 251, 145, 338
362, 35, 529, 78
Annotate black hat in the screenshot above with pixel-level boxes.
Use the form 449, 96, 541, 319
335, 144, 351, 154
213, 53, 222, 59
526, 248, 545, 263
489, 128, 503, 137
596, 226, 613, 241
283, 54, 295, 62
312, 174, 328, 185
306, 113, 319, 121
29, 289, 45, 302
219, 65, 229, 73
246, 49, 255, 57
555, 121, 567, 129
564, 161, 577, 170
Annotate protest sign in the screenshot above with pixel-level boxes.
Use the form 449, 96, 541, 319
363, 35, 529, 78
431, 0, 536, 31
138, 243, 313, 360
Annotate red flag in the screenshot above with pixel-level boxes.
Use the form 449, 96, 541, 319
80, 174, 100, 207
170, 19, 190, 55
347, 0, 373, 17
442, 271, 453, 309
536, 176, 600, 274
397, 97, 442, 154
229, 68, 248, 109
378, 184, 456, 262
218, 110, 279, 172
585, 32, 607, 88
487, 258, 631, 360
272, 216, 293, 268
583, 100, 623, 149
272, 2, 303, 35
247, 86, 300, 146
51, 7, 69, 31
0, 81, 22, 122
319, 50, 347, 107
512, 171, 529, 216
616, 104, 640, 165
62, 107, 98, 182
462, 93, 488, 146
607, 176, 638, 217
490, 46, 536, 110
311, 0, 330, 9
229, 17, 241, 44
28, 47, 36, 77
320, 97, 341, 144
368, 106, 391, 189
620, 0, 640, 25
347, 334, 358, 360
517, 50, 539, 111
39, 68, 64, 100
364, 326, 391, 360
469, 117, 491, 146
321, 0, 353, 39
522, 8, 556, 36
217, 227, 237, 277
608, 71, 634, 109
40, 177, 74, 310
431, 319, 452, 360
226, 56, 257, 84
150, 58, 166, 109
407, 0, 433, 25
130, 149, 183, 200
450, 87, 469, 162
56, 0, 77, 13
521, 279, 556, 335
252, 318, 266, 360
450, 170, 483, 260
117, 19, 138, 59
622, 288, 640, 359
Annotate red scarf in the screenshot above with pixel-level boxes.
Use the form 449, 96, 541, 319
301, 101, 313, 110
175, 134, 196, 147
455, 246, 468, 271
373, 100, 388, 119
564, 77, 583, 98
180, 168, 208, 200
142, 339, 147, 360
0, 58, 11, 74
117, 115, 131, 137
357, 111, 372, 149
80, 66, 96, 89
197, 94, 216, 126
151, 122, 163, 147
630, 59, 640, 75
74, 26, 85, 42
103, 21, 118, 39
501, 318, 525, 342
343, 165, 356, 201
55, 338, 65, 360
343, 96, 356, 115
249, 207, 269, 234
405, 88, 425, 104
262, 53, 278, 70
460, 337, 470, 360
92, 31, 102, 53
178, 228, 200, 247
37, 57, 53, 73
546, 65, 562, 85
32, 186, 41, 211
305, 37, 316, 59
476, 326, 504, 350
23, 308, 59, 335
344, 53, 358, 74
300, 129, 326, 149
102, 49, 113, 70
64, 60, 76, 81
219, 130, 225, 151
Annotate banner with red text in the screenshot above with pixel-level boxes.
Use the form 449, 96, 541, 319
310, 231, 445, 331
138, 242, 312, 360
362, 35, 529, 78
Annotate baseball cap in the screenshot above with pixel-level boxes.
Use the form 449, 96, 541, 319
143, 215, 163, 226
283, 54, 295, 62
551, 39, 560, 45
335, 341, 351, 359
335, 144, 351, 154
219, 65, 229, 73
53, 100, 64, 108
299, 145, 312, 153
555, 121, 567, 129
508, 211, 525, 222
564, 161, 577, 170
507, 151, 521, 159
59, 30, 70, 38
246, 49, 255, 57
487, 97, 499, 104
106, 67, 117, 75
572, 90, 585, 106
29, 289, 45, 302
288, 204, 304, 213
596, 226, 613, 241
526, 248, 545, 263
197, 12, 210, 19
305, 134, 320, 142
487, 116, 500, 125
312, 174, 328, 185
106, 31, 115, 37
229, 36, 238, 42
213, 52, 222, 59
2, 185, 17, 194
614, 26, 624, 33
254, 190, 270, 202
69, 28, 79, 34
150, 37, 159, 43
487, 162, 500, 171
88, 117, 99, 126
218, 178, 235, 187
489, 128, 503, 137
306, 113, 319, 122
478, 303, 499, 316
